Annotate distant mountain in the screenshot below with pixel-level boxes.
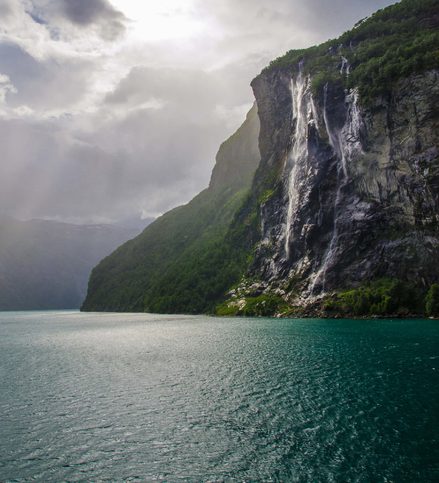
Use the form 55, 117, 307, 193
0, 217, 149, 310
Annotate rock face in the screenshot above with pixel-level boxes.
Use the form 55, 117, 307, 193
245, 66, 439, 301
245, 67, 439, 306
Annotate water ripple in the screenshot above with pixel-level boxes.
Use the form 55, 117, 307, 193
1, 313, 439, 481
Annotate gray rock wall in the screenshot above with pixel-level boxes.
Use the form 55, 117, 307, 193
248, 67, 439, 305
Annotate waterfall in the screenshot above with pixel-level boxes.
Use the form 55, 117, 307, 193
310, 85, 363, 294
284, 66, 315, 259
340, 56, 351, 76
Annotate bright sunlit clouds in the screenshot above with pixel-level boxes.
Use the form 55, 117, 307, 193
0, 0, 397, 224
111, 0, 208, 43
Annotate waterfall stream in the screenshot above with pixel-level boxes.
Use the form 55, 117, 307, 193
310, 85, 363, 295
284, 66, 316, 259
340, 56, 351, 76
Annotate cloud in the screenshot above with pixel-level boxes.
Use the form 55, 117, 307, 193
0, 1, 13, 18
56, 0, 128, 40
26, 0, 128, 41
0, 73, 17, 103
0, 0, 398, 223
0, 42, 92, 112
0, 111, 221, 222
0, 62, 256, 223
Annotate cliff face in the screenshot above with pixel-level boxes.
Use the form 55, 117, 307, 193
244, 67, 439, 307
218, 0, 439, 316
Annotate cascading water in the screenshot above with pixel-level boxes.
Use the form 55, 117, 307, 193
283, 66, 316, 259
310, 85, 363, 294
340, 56, 351, 76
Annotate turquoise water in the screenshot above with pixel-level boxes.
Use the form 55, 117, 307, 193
0, 312, 438, 482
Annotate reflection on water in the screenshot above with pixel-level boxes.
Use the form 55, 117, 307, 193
1, 311, 438, 481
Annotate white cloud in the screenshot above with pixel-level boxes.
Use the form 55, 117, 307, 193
0, 73, 17, 103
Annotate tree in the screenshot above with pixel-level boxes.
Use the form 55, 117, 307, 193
425, 284, 439, 317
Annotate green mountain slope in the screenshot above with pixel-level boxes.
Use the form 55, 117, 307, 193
81, 105, 260, 312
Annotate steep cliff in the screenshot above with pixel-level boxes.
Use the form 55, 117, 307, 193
220, 0, 439, 316
231, 67, 439, 314
83, 0, 439, 316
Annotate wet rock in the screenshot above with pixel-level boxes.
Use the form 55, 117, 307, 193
248, 67, 439, 308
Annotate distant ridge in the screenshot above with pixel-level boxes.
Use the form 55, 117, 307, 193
0, 217, 147, 310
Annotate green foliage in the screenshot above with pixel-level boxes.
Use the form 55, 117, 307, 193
324, 278, 424, 316
259, 189, 275, 205
215, 302, 240, 316
310, 71, 339, 96
264, 0, 439, 104
242, 294, 287, 317
425, 284, 439, 317
216, 294, 287, 317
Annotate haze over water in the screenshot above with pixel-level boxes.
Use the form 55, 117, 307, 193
1, 312, 438, 481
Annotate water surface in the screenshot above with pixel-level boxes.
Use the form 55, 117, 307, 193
1, 311, 438, 481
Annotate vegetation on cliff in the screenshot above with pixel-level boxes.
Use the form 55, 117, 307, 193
425, 283, 439, 317
266, 0, 439, 103
323, 279, 424, 317
215, 279, 439, 318
216, 294, 287, 317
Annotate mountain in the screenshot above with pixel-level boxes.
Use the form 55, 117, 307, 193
0, 217, 145, 310
83, 0, 439, 317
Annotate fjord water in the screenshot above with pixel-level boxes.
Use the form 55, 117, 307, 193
1, 312, 438, 482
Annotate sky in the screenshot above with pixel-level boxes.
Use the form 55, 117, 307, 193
0, 0, 397, 224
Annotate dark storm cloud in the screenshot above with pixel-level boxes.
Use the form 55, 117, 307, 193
26, 0, 128, 41
57, 0, 127, 40
59, 0, 119, 25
